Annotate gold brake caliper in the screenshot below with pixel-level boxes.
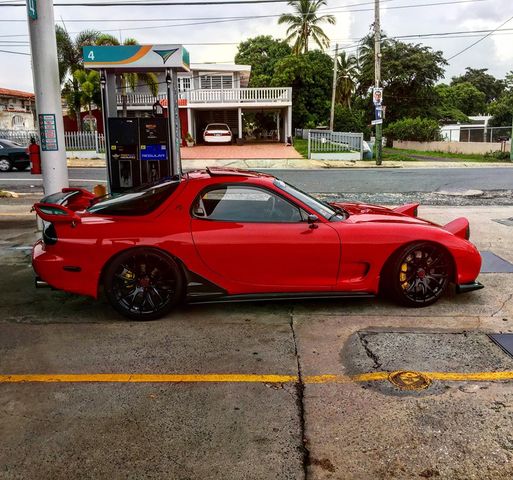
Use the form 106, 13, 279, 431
400, 262, 409, 289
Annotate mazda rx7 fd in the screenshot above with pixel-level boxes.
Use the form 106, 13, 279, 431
32, 168, 483, 320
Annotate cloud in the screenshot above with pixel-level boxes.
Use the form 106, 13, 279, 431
0, 0, 512, 92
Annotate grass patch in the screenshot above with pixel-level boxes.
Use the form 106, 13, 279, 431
292, 137, 308, 158
384, 147, 490, 162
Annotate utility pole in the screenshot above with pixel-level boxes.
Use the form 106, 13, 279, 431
374, 0, 383, 165
27, 0, 69, 194
330, 43, 339, 132
510, 115, 513, 162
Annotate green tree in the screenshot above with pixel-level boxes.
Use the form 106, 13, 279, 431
435, 82, 486, 117
385, 117, 442, 142
278, 0, 335, 54
73, 69, 101, 131
489, 91, 513, 127
333, 105, 370, 137
95, 34, 159, 117
235, 36, 291, 87
56, 26, 101, 130
357, 35, 447, 123
335, 51, 359, 110
271, 50, 333, 128
451, 67, 504, 103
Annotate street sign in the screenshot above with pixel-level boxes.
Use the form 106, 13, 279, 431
27, 0, 37, 20
371, 119, 383, 125
83, 45, 190, 72
38, 114, 59, 151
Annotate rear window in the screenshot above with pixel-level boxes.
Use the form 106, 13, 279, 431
87, 180, 180, 216
206, 124, 230, 131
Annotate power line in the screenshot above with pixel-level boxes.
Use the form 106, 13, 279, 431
447, 12, 513, 60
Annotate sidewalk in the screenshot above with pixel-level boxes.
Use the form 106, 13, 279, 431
67, 157, 513, 169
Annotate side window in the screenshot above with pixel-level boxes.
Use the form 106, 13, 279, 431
193, 185, 304, 223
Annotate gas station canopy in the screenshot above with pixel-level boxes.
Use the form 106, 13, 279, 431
83, 44, 190, 73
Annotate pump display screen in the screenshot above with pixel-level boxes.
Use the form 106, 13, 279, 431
140, 144, 168, 161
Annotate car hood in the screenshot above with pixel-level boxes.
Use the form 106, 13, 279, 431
330, 201, 437, 227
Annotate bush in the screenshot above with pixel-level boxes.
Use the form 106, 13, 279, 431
484, 150, 511, 161
385, 117, 442, 142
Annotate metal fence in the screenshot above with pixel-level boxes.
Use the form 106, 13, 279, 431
441, 126, 511, 143
0, 129, 106, 152
307, 130, 364, 160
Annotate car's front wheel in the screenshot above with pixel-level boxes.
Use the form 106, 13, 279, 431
386, 242, 452, 307
104, 248, 184, 320
0, 157, 12, 172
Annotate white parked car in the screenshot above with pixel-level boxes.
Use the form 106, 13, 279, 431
203, 123, 233, 144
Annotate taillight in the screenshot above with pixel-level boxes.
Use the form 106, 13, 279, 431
204, 132, 214, 136
221, 132, 231, 136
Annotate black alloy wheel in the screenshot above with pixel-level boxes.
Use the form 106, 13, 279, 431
388, 242, 452, 307
104, 248, 184, 320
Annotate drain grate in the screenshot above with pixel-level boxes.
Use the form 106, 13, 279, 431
489, 334, 513, 359
480, 251, 513, 273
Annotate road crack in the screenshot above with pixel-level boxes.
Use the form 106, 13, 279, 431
492, 293, 513, 317
357, 332, 382, 369
289, 309, 310, 480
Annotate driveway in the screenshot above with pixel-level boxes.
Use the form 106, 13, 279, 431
181, 143, 303, 159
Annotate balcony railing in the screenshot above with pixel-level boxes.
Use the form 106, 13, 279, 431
117, 88, 292, 107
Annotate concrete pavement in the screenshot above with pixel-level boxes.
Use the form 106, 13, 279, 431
1, 201, 513, 478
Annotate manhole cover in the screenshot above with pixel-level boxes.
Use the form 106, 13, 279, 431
480, 251, 513, 273
388, 370, 431, 391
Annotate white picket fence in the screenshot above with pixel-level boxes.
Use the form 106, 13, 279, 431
307, 130, 364, 160
0, 129, 105, 152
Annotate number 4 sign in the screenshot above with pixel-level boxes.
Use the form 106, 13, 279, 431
27, 0, 37, 20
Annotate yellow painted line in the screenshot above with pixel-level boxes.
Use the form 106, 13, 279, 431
0, 373, 298, 384
2, 371, 513, 385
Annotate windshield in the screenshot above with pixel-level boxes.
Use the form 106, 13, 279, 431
87, 179, 180, 216
273, 179, 344, 221
0, 140, 23, 148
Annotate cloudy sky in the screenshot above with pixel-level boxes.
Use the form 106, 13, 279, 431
0, 0, 512, 93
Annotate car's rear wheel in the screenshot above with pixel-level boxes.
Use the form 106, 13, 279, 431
104, 248, 184, 320
0, 157, 12, 172
387, 242, 452, 307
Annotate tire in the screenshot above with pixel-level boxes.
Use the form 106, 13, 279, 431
104, 248, 184, 321
385, 242, 452, 307
0, 157, 12, 172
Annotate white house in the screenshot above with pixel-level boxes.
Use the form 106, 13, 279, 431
0, 88, 36, 131
117, 63, 293, 144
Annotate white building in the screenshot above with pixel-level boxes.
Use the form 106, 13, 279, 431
117, 63, 293, 144
441, 115, 493, 142
0, 88, 36, 131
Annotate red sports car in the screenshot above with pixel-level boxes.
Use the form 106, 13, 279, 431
32, 168, 483, 320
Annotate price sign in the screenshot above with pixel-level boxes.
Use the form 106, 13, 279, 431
38, 114, 59, 151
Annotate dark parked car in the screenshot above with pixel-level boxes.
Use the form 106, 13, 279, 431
0, 139, 30, 172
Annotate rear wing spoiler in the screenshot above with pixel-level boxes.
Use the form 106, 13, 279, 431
39, 187, 96, 212
393, 203, 419, 217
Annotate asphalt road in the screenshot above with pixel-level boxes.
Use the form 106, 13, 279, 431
1, 166, 513, 194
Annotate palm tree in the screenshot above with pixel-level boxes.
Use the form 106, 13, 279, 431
96, 34, 159, 117
278, 0, 335, 54
336, 51, 359, 109
73, 69, 101, 131
56, 26, 101, 130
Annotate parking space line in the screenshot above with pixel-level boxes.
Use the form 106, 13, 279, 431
2, 371, 513, 384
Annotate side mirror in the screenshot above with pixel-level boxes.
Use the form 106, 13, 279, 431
307, 214, 319, 229
34, 202, 81, 226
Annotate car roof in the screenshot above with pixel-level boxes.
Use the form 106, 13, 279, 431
185, 167, 274, 180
